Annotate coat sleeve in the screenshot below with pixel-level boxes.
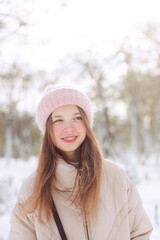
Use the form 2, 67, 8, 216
8, 201, 37, 240
127, 179, 153, 240
8, 173, 37, 240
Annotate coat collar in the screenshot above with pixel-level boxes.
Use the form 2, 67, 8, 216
52, 158, 80, 212
55, 158, 78, 191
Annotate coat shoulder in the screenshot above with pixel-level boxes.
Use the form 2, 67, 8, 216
103, 159, 125, 172
18, 170, 37, 202
102, 159, 131, 189
103, 159, 125, 176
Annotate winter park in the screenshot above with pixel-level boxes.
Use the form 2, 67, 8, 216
1, 0, 160, 239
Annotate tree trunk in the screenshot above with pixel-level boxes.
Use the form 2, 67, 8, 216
5, 115, 13, 163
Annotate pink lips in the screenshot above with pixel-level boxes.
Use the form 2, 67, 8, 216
62, 136, 78, 143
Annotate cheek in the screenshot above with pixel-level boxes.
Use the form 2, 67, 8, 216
76, 124, 86, 134
52, 126, 63, 140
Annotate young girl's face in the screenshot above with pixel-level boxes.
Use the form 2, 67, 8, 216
51, 105, 86, 160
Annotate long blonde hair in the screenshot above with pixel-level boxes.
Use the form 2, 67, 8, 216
22, 107, 103, 222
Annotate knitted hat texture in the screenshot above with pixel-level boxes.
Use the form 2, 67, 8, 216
37, 85, 93, 133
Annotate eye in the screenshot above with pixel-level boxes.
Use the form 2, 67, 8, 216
52, 119, 63, 124
74, 116, 82, 121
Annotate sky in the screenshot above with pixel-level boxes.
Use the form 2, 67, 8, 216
2, 0, 160, 71
1, 0, 160, 115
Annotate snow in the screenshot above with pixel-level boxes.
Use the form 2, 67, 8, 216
0, 157, 160, 239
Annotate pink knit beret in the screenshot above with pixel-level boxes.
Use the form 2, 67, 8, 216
37, 85, 93, 133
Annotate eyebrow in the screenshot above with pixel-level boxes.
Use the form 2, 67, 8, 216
52, 112, 81, 119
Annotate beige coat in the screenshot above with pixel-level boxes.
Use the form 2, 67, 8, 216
8, 159, 153, 240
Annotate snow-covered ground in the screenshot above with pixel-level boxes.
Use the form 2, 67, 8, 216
0, 157, 160, 239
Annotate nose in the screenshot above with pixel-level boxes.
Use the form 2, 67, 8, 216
64, 122, 75, 132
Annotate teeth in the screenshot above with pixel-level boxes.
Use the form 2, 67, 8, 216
63, 137, 75, 140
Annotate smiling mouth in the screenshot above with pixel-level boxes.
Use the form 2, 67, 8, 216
62, 136, 78, 143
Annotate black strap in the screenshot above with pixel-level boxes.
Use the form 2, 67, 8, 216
52, 200, 68, 240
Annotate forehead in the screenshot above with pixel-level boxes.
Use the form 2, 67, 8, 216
52, 104, 80, 117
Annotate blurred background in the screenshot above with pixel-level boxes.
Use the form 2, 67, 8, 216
0, 0, 160, 239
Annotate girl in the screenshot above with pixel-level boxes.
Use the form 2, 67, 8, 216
8, 85, 152, 240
